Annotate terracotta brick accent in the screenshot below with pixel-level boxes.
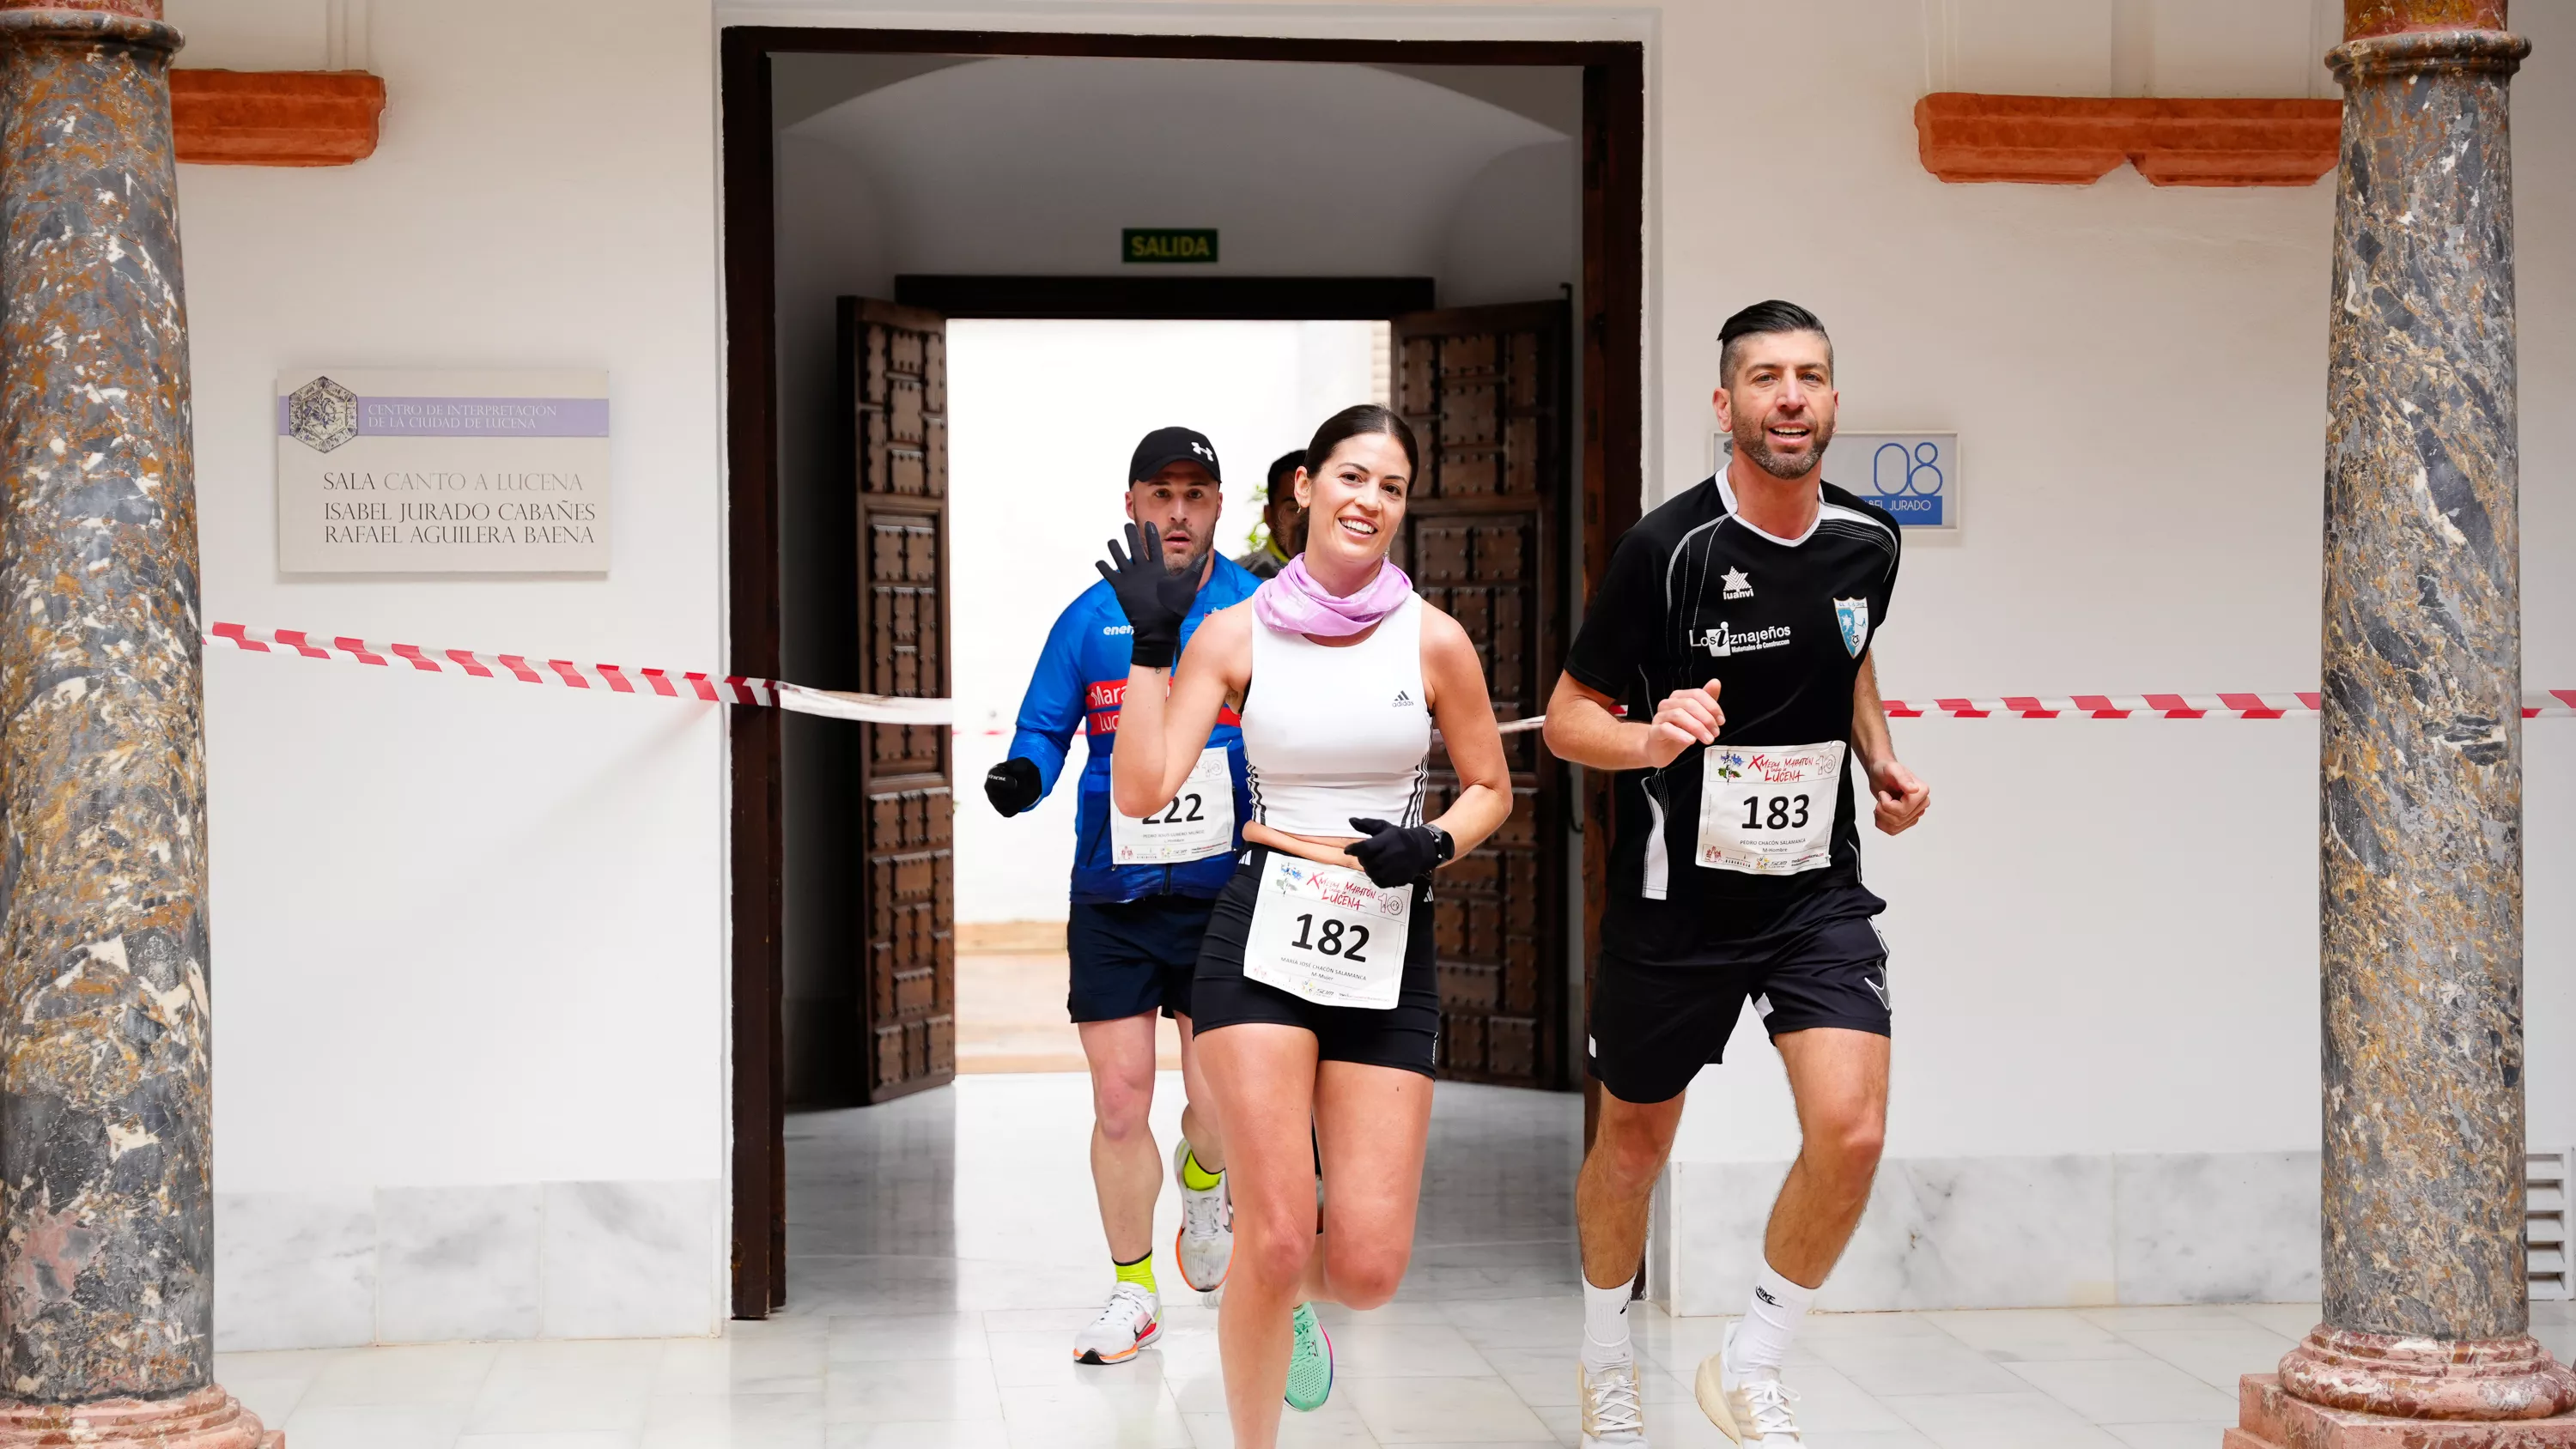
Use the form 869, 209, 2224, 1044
1914, 93, 2341, 187
172, 69, 384, 167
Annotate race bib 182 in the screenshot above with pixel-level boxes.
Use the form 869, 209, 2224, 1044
1241, 853, 1413, 1009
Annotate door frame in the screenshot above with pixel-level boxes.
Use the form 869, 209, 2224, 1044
720, 22, 1646, 1321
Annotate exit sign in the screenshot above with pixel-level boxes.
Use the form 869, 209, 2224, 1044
1123, 228, 1218, 264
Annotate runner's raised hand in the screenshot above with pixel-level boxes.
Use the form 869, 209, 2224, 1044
1096, 521, 1197, 668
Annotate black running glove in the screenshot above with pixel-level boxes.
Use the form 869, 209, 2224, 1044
984, 758, 1042, 817
1096, 522, 1196, 669
1346, 817, 1455, 888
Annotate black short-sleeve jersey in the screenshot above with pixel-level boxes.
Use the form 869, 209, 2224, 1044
1563, 474, 1902, 962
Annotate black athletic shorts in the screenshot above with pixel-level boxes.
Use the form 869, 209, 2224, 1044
1190, 847, 1440, 1079
1587, 887, 1891, 1106
1066, 894, 1215, 1023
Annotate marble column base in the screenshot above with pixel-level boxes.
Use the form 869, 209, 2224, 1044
0, 1386, 279, 1449
2280, 1329, 2576, 1419
2231, 1376, 2576, 1448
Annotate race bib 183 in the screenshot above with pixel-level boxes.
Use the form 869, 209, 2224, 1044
1696, 741, 1844, 875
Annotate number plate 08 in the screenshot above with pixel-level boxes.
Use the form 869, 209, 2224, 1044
1242, 852, 1413, 1010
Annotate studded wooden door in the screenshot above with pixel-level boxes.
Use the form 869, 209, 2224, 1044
846, 299, 955, 1102
1391, 301, 1571, 1090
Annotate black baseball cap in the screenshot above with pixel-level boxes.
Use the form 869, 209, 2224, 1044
1129, 426, 1222, 484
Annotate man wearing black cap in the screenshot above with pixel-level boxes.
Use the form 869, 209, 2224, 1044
983, 426, 1263, 1365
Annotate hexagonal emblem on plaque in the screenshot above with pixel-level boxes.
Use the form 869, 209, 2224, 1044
287, 375, 360, 452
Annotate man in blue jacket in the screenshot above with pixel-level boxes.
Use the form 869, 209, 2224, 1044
983, 426, 1262, 1366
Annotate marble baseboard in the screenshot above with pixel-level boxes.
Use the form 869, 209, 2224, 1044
1657, 1150, 2318, 1315
216, 1178, 720, 1350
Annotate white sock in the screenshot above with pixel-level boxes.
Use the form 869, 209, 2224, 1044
1729, 1262, 1814, 1379
1580, 1274, 1634, 1370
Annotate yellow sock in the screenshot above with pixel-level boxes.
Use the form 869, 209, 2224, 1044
1115, 1251, 1157, 1295
1180, 1145, 1222, 1191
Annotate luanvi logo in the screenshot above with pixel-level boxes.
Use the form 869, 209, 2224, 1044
1722, 567, 1753, 600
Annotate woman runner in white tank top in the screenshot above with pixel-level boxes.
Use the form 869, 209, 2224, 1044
1102, 407, 1513, 1447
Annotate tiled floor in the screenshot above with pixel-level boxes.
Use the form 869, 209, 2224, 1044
216, 1075, 2576, 1448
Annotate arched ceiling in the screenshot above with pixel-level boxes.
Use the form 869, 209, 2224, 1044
782, 56, 1569, 277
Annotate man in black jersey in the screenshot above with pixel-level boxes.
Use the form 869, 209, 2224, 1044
1548, 301, 1929, 1449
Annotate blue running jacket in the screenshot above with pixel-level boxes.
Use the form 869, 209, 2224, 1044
1006, 556, 1261, 905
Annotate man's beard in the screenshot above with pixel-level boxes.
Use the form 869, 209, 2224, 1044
1735, 414, 1834, 481
1167, 536, 1215, 580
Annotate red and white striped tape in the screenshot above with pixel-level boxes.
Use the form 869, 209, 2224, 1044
205, 622, 2573, 724
1882, 692, 2576, 719
204, 622, 950, 724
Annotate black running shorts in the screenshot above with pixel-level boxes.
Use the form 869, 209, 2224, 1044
1587, 888, 1891, 1106
1066, 895, 1215, 1023
1191, 847, 1440, 1078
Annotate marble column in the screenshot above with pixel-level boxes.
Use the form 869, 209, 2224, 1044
0, 3, 271, 1446
2233, 1, 2576, 1445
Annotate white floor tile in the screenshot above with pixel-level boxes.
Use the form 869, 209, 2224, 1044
828, 1422, 1013, 1449
1342, 1375, 1553, 1444
2003, 1355, 2240, 1424
823, 1358, 1005, 1423
998, 1381, 1193, 1447
2107, 1425, 2239, 1449
1327, 1322, 1499, 1379
1882, 1390, 2130, 1447
283, 1404, 473, 1449
1921, 1309, 2146, 1362
2115, 1325, 2296, 1392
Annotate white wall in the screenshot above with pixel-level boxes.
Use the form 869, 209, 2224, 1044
947, 321, 1376, 923
171, 0, 727, 1345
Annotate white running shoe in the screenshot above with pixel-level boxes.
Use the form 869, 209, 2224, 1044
1695, 1321, 1801, 1444
1071, 1282, 1162, 1365
1577, 1357, 1649, 1447
1171, 1140, 1233, 1291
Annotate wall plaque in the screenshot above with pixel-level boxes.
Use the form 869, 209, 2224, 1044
276, 369, 610, 572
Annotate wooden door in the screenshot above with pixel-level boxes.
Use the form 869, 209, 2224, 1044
843, 298, 956, 1102
1391, 301, 1571, 1090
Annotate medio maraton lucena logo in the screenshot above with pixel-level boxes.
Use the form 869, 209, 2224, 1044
288, 375, 360, 453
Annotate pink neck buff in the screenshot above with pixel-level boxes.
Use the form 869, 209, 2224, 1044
1253, 555, 1415, 638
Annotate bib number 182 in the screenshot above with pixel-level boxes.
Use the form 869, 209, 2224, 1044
1288, 913, 1370, 962
1740, 794, 1811, 831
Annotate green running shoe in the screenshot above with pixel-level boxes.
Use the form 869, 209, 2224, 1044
1285, 1301, 1334, 1411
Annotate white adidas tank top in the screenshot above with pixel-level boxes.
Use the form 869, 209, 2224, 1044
1241, 593, 1431, 836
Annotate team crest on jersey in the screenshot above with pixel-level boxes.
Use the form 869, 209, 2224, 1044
1833, 597, 1870, 658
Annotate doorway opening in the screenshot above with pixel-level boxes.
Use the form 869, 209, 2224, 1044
723, 27, 1645, 1319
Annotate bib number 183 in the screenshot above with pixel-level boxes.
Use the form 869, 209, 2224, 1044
1740, 793, 1812, 831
